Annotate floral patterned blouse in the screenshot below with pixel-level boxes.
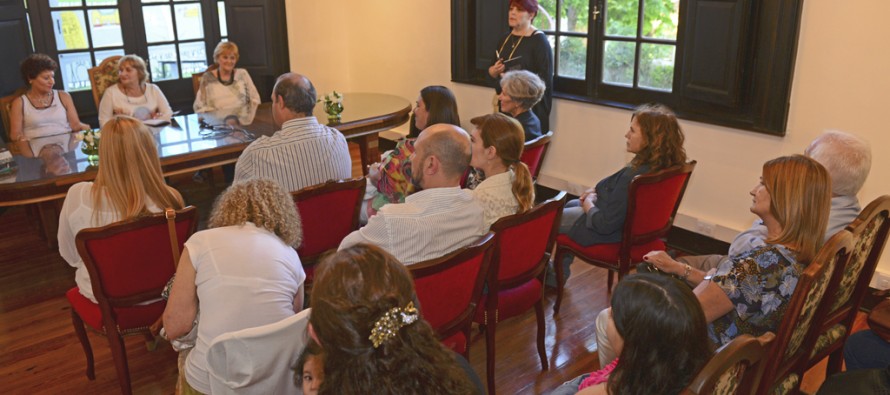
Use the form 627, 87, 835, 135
708, 244, 803, 347
193, 68, 260, 125
371, 138, 416, 211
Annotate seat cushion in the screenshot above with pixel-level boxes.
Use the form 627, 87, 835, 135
441, 332, 467, 355
474, 279, 542, 324
66, 287, 166, 332
556, 234, 665, 265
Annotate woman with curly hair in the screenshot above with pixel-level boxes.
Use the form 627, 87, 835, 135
163, 179, 305, 394
308, 244, 482, 394
551, 103, 687, 286
9, 53, 91, 157
551, 273, 712, 395
58, 116, 183, 303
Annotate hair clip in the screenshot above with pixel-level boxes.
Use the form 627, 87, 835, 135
369, 301, 418, 348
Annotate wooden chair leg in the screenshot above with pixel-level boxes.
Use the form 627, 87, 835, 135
105, 330, 133, 395
70, 310, 95, 380
607, 270, 614, 297
462, 327, 471, 361
826, 347, 845, 375
553, 247, 566, 315
535, 300, 549, 370
485, 313, 497, 395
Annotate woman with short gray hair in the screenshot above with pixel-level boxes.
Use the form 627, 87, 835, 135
499, 70, 546, 141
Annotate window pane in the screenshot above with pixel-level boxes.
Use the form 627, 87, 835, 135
560, 0, 588, 33
148, 44, 179, 81
142, 0, 166, 3
58, 52, 92, 91
639, 43, 674, 91
179, 41, 207, 78
174, 3, 204, 41
602, 40, 635, 86
605, 0, 638, 37
218, 1, 227, 37
49, 0, 82, 8
52, 11, 89, 50
94, 48, 124, 65
642, 0, 679, 39
557, 36, 586, 79
86, 0, 117, 5
537, 0, 555, 31
143, 5, 174, 43
88, 9, 122, 48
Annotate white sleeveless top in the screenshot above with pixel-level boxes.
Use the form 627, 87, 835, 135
21, 90, 71, 155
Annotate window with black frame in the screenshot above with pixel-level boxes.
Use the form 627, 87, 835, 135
453, 0, 804, 135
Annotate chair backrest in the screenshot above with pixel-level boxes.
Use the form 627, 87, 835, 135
291, 178, 366, 264
206, 308, 311, 395
489, 192, 566, 289
623, 161, 696, 248
75, 206, 198, 307
682, 332, 775, 395
825, 195, 890, 317
756, 230, 853, 394
88, 55, 122, 109
520, 131, 553, 179
1, 87, 27, 141
192, 63, 219, 95
410, 233, 495, 337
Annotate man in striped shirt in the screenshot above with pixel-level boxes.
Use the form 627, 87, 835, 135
339, 124, 486, 265
233, 73, 351, 193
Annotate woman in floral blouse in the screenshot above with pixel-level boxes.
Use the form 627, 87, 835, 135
193, 41, 261, 125
642, 155, 831, 347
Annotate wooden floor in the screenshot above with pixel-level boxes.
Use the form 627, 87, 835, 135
0, 144, 853, 394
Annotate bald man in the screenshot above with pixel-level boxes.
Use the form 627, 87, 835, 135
339, 124, 486, 265
234, 72, 351, 192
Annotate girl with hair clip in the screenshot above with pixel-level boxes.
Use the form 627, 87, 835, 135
363, 85, 461, 221
468, 113, 535, 230
163, 179, 305, 395
308, 244, 483, 394
57, 116, 184, 303
554, 103, 687, 286
552, 273, 712, 395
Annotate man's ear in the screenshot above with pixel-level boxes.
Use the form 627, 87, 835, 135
426, 155, 440, 175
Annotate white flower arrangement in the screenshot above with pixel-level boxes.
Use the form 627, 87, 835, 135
77, 129, 101, 155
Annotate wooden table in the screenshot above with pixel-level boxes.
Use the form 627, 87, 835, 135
0, 92, 410, 207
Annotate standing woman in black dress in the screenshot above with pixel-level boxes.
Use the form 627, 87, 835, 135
488, 0, 554, 133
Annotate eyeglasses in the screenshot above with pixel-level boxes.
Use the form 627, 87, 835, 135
198, 120, 256, 142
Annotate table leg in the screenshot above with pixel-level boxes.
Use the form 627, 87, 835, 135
36, 200, 61, 248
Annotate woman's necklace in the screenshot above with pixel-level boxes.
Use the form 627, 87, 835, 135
28, 90, 53, 108
123, 84, 146, 105
498, 30, 529, 61
218, 69, 235, 86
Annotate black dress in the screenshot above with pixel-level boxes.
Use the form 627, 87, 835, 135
491, 30, 554, 133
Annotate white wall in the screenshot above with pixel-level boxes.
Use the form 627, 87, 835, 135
286, 0, 890, 284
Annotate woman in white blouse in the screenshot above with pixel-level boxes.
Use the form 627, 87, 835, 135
193, 41, 261, 125
98, 54, 173, 126
58, 116, 184, 303
468, 113, 534, 230
163, 179, 305, 395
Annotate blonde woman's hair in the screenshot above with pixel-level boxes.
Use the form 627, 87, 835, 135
208, 179, 303, 247
119, 54, 149, 86
213, 41, 240, 63
92, 116, 183, 222
762, 155, 831, 263
470, 113, 534, 213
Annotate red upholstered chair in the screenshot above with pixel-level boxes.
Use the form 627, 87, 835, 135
681, 333, 775, 395
409, 233, 495, 358
291, 178, 366, 286
520, 131, 553, 180
474, 192, 566, 395
553, 161, 696, 313
806, 195, 890, 375
67, 206, 198, 395
755, 230, 853, 395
